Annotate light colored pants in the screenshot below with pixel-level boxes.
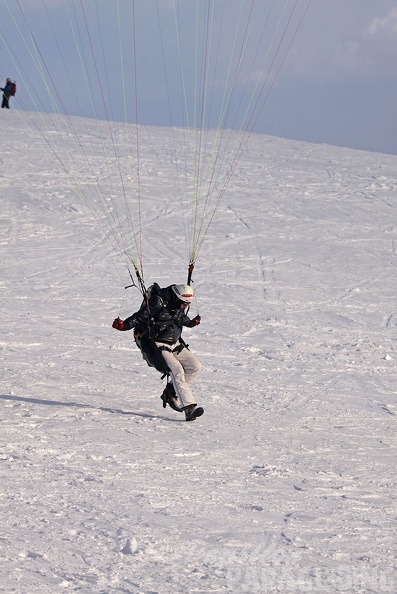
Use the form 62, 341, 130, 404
156, 341, 202, 409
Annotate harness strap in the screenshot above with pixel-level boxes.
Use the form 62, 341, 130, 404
158, 343, 185, 354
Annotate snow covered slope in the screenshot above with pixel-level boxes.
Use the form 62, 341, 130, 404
1, 112, 396, 593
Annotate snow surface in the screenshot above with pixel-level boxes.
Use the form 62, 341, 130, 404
1, 112, 397, 593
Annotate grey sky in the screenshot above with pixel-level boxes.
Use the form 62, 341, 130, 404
1, 0, 396, 155
268, 0, 397, 155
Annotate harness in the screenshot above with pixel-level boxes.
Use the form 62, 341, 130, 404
132, 284, 190, 374
157, 339, 189, 355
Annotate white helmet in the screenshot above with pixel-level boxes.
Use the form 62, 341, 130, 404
172, 284, 194, 303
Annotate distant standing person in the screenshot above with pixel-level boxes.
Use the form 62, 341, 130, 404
1, 78, 14, 109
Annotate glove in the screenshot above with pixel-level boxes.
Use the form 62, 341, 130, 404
189, 315, 201, 327
112, 317, 124, 331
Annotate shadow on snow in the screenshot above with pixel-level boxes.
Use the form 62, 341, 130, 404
0, 394, 183, 422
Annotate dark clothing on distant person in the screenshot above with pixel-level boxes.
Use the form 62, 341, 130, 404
1, 81, 13, 109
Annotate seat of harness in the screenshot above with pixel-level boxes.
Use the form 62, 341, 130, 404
157, 342, 185, 355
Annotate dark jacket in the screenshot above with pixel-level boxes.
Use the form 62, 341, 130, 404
123, 285, 194, 344
1, 81, 13, 96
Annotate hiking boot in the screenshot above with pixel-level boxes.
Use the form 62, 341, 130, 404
160, 383, 182, 412
183, 404, 204, 422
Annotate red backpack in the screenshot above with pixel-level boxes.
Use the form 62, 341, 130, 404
10, 82, 16, 96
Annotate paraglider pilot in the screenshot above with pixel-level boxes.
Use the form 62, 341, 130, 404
112, 283, 203, 421
1, 78, 13, 109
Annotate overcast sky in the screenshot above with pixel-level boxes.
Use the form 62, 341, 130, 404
1, 0, 396, 156
267, 0, 397, 155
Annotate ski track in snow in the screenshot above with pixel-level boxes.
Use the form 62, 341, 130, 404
1, 114, 396, 593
